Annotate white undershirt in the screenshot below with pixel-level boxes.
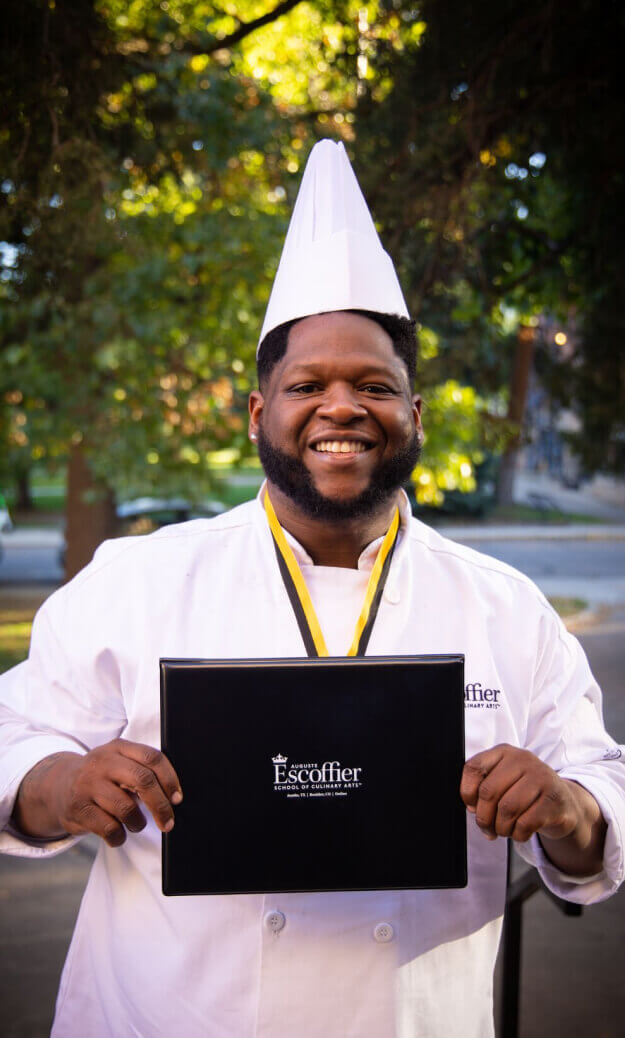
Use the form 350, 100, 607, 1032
284, 528, 398, 656
301, 564, 370, 656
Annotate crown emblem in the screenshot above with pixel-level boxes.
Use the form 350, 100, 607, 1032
272, 753, 287, 764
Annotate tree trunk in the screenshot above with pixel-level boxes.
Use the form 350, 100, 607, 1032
64, 444, 117, 582
496, 324, 536, 506
15, 466, 33, 511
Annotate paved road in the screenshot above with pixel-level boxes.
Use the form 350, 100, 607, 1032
449, 538, 625, 607
2, 529, 625, 599
0, 532, 63, 585
500, 612, 625, 1038
0, 845, 91, 1038
451, 540, 625, 579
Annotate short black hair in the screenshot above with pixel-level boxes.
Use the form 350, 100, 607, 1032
257, 310, 417, 389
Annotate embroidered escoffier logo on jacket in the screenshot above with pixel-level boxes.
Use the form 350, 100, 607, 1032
602, 747, 622, 760
465, 681, 502, 710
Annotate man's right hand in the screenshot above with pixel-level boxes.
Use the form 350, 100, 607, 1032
11, 740, 183, 847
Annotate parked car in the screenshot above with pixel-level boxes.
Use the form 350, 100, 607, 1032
115, 496, 227, 536
58, 496, 228, 568
0, 492, 12, 564
0, 492, 13, 533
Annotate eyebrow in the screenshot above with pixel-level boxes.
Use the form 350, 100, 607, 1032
283, 363, 403, 381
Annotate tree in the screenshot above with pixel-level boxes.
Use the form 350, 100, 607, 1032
1, 0, 300, 574
352, 0, 625, 492
1, 0, 490, 576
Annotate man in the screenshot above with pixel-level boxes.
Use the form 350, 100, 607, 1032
1, 141, 624, 1037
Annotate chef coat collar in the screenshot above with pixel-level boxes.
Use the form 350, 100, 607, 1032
255, 480, 411, 576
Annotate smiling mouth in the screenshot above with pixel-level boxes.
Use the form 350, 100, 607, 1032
311, 440, 371, 454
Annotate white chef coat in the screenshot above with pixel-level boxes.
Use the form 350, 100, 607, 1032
1, 491, 624, 1038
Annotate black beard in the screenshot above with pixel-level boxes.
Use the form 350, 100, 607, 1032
257, 426, 422, 521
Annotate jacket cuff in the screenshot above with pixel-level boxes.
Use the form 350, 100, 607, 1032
515, 771, 624, 904
0, 735, 87, 858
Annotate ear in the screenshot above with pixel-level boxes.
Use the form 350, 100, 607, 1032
412, 394, 423, 443
248, 389, 264, 443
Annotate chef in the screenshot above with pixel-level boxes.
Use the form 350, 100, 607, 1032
1, 140, 624, 1038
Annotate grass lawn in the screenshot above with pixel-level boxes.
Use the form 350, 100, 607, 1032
0, 611, 33, 672
548, 596, 588, 618
423, 503, 606, 526
485, 503, 604, 525
0, 590, 49, 674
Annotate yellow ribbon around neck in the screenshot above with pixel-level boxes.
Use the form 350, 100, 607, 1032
264, 491, 400, 658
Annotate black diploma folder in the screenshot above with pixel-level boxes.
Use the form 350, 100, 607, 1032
160, 655, 466, 895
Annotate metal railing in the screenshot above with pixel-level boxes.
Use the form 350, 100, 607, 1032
499, 841, 583, 1037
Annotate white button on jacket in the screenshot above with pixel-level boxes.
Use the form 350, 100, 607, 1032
264, 910, 286, 934
0, 492, 624, 1038
374, 922, 395, 943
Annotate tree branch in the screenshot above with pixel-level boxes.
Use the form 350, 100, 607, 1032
187, 0, 305, 55
118, 0, 305, 64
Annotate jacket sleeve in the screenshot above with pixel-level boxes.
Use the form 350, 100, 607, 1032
0, 583, 127, 858
514, 605, 625, 903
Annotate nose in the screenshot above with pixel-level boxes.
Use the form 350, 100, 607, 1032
316, 383, 368, 424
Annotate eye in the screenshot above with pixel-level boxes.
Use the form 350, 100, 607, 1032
288, 383, 321, 394
359, 383, 396, 395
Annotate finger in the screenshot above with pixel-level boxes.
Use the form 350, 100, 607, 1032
512, 787, 575, 844
494, 777, 542, 839
65, 799, 126, 847
473, 763, 525, 839
474, 758, 536, 838
108, 756, 176, 833
113, 741, 183, 804
93, 781, 147, 834
460, 745, 507, 810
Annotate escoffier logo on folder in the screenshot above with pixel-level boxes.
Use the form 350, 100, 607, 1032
272, 755, 364, 799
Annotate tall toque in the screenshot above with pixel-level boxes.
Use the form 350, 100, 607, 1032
258, 139, 409, 354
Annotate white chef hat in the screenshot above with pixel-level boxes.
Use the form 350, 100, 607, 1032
257, 139, 410, 354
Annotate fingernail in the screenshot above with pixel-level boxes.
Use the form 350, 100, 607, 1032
164, 819, 174, 832
171, 791, 183, 805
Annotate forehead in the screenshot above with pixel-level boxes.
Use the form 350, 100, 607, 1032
280, 311, 405, 380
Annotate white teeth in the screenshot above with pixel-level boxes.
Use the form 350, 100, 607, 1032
314, 440, 367, 454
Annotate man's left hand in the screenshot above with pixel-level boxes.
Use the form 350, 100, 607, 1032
460, 743, 607, 876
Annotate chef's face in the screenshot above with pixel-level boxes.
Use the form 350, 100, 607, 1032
248, 312, 422, 520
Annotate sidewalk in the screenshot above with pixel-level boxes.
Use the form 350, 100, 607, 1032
513, 470, 625, 522
3, 520, 625, 551
1, 528, 63, 548
437, 523, 625, 542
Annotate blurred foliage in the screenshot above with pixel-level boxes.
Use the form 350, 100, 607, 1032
415, 381, 486, 505
0, 0, 485, 507
0, 0, 294, 497
354, 0, 625, 474
1, 0, 623, 521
